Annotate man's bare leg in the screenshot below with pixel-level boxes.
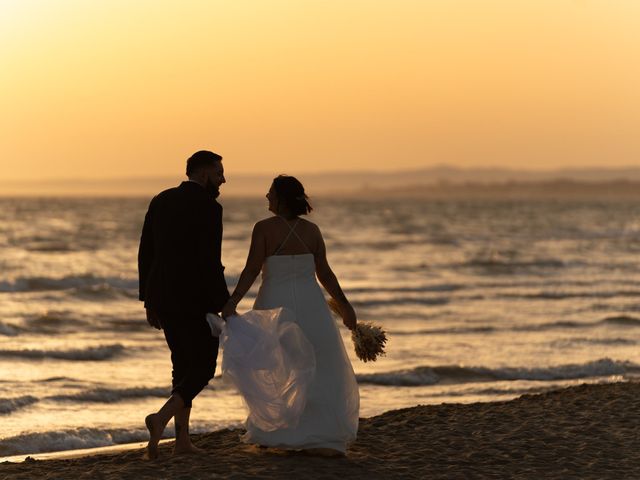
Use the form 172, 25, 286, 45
173, 406, 205, 455
144, 394, 185, 459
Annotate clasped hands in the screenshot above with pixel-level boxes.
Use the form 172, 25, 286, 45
221, 298, 239, 320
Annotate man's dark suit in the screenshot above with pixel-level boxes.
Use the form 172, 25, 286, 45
138, 181, 229, 407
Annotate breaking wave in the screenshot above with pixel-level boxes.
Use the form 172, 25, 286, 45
0, 396, 39, 415
0, 428, 148, 456
356, 358, 638, 387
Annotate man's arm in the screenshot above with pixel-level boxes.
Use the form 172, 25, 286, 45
138, 198, 161, 329
138, 199, 154, 302
201, 201, 230, 313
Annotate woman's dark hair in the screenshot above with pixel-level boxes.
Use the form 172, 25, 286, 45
272, 175, 313, 216
186, 150, 222, 176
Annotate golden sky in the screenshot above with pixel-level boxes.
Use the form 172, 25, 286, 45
1, 0, 638, 181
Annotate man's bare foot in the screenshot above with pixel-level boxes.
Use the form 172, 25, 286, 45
173, 443, 206, 455
144, 413, 162, 460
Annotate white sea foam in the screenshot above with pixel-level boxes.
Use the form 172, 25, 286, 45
0, 422, 243, 456
0, 428, 148, 456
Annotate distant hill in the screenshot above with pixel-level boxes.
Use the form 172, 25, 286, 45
352, 179, 640, 200
2, 166, 640, 197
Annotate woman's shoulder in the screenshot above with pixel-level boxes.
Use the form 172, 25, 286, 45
254, 216, 321, 238
255, 216, 317, 226
297, 217, 319, 229
253, 216, 285, 234
254, 217, 277, 228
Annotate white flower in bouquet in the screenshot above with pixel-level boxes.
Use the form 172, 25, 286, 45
328, 299, 387, 362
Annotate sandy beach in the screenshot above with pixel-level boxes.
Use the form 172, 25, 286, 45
0, 382, 637, 479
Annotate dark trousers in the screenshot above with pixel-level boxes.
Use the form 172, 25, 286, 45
161, 313, 219, 408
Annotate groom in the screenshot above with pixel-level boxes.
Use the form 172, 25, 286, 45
138, 150, 230, 459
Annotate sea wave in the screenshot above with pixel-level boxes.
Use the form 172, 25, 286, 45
74, 284, 141, 300
514, 320, 593, 332
389, 326, 497, 336
0, 322, 20, 337
601, 315, 640, 326
0, 275, 137, 294
467, 259, 566, 269
24, 312, 87, 333
21, 313, 149, 335
355, 358, 638, 387
500, 291, 640, 300
353, 297, 450, 308
422, 384, 559, 399
0, 396, 38, 415
348, 285, 640, 306
23, 241, 74, 253
388, 315, 640, 337
0, 427, 148, 456
348, 284, 464, 294
388, 320, 590, 336
0, 344, 125, 361
101, 318, 151, 331
39, 376, 80, 383
549, 337, 636, 348
520, 316, 640, 331
48, 387, 169, 403
462, 257, 567, 275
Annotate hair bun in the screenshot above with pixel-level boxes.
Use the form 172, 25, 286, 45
272, 175, 313, 216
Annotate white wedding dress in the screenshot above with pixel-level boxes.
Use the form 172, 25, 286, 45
215, 222, 359, 453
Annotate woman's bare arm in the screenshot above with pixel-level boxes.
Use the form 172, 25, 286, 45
313, 226, 357, 330
221, 222, 267, 318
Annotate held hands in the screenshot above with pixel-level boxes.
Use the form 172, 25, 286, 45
221, 299, 238, 320
145, 308, 162, 330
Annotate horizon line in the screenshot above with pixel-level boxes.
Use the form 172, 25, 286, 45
3, 164, 640, 184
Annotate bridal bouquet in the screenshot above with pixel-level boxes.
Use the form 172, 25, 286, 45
328, 299, 387, 362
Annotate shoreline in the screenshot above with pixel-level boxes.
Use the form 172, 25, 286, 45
1, 382, 639, 479
0, 439, 174, 464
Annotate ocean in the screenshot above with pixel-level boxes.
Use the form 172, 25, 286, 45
1, 195, 639, 457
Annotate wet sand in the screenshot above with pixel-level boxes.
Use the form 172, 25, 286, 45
1, 382, 638, 479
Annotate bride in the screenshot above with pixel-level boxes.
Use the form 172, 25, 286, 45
220, 175, 359, 455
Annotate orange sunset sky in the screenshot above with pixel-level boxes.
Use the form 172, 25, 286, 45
1, 0, 639, 181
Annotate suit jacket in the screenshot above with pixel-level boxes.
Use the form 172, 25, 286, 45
138, 181, 230, 318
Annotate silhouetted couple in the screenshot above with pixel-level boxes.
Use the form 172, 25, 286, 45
138, 151, 359, 460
